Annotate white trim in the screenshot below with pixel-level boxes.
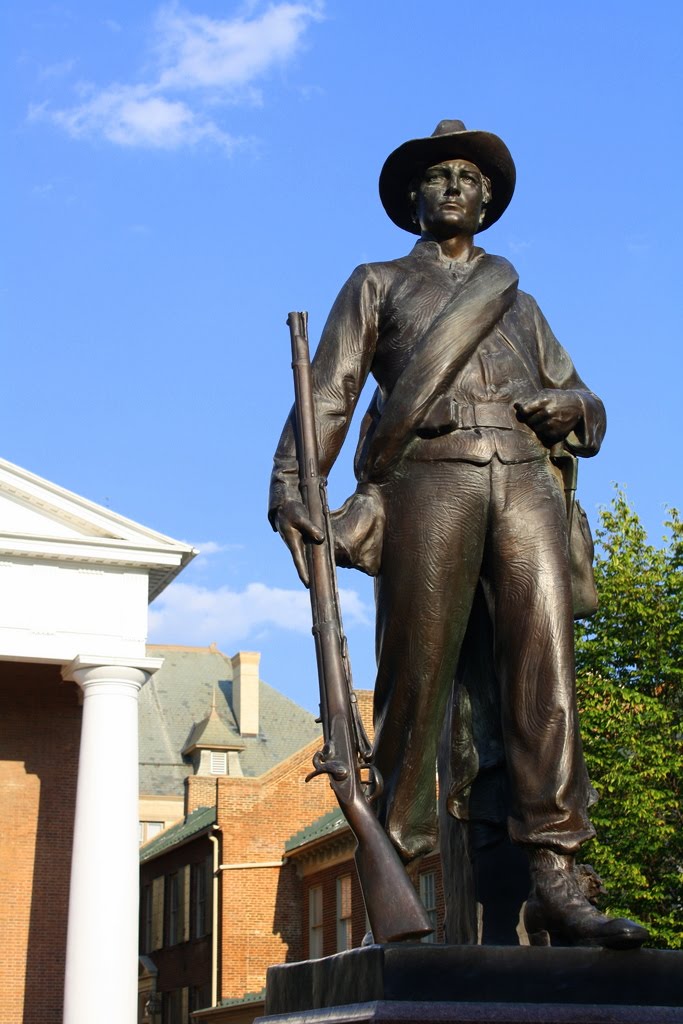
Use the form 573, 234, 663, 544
218, 860, 285, 870
0, 457, 191, 547
62, 654, 164, 679
0, 457, 196, 600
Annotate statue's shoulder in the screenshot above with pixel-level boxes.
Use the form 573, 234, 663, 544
503, 286, 541, 319
359, 248, 422, 280
514, 288, 538, 310
340, 253, 416, 295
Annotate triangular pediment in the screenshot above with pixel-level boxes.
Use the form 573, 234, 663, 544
0, 457, 196, 601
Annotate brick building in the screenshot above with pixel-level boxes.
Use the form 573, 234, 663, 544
137, 647, 337, 1022
284, 807, 446, 961
137, 645, 323, 844
0, 456, 194, 1024
138, 691, 449, 1024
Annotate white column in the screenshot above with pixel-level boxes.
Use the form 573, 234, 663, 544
62, 655, 163, 1024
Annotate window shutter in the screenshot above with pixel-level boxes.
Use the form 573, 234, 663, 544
151, 876, 165, 951
182, 865, 191, 942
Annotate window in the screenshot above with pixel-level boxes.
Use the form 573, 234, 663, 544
189, 984, 211, 1014
162, 988, 187, 1024
419, 870, 437, 943
192, 858, 212, 938
166, 868, 192, 947
166, 873, 180, 946
308, 885, 323, 958
139, 821, 164, 845
210, 751, 227, 775
336, 875, 352, 951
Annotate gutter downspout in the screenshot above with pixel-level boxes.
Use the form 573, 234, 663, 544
208, 829, 220, 1008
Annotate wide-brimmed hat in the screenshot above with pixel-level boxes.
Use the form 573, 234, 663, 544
379, 119, 516, 234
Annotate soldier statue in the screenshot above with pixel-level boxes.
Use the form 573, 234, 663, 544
270, 120, 648, 948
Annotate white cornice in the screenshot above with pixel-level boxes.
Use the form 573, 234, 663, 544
0, 457, 196, 601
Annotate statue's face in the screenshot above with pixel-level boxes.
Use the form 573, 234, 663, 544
415, 158, 486, 239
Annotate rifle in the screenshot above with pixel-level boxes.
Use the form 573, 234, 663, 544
287, 311, 432, 944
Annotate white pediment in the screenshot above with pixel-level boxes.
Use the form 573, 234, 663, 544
0, 458, 196, 602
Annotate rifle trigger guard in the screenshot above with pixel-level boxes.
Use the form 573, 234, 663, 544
361, 763, 384, 802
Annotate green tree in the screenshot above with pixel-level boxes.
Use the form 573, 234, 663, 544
575, 490, 683, 948
576, 491, 683, 707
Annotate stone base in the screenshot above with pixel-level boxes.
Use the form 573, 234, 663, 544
256, 945, 683, 1024
255, 1002, 681, 1024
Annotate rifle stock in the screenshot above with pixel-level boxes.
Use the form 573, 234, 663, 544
287, 311, 432, 944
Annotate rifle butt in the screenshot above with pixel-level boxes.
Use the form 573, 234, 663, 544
349, 802, 433, 943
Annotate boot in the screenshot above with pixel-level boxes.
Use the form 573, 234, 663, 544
524, 849, 649, 949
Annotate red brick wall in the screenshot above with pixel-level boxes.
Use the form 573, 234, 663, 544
186, 776, 218, 815
0, 662, 81, 1024
214, 738, 338, 1000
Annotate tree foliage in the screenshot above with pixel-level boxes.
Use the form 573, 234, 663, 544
576, 491, 683, 707
575, 490, 683, 948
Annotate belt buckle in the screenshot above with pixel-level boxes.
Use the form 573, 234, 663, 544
460, 405, 476, 429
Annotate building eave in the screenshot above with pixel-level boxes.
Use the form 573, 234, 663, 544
140, 808, 218, 863
0, 457, 196, 601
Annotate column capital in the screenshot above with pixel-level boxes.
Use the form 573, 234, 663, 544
61, 654, 164, 690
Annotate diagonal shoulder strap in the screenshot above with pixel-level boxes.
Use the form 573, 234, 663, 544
358, 254, 519, 482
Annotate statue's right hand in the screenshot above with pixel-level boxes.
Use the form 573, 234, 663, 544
273, 500, 324, 587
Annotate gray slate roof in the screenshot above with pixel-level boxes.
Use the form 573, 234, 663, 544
139, 645, 321, 797
182, 704, 245, 754
140, 805, 216, 863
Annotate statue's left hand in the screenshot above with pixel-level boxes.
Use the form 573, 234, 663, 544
514, 390, 583, 445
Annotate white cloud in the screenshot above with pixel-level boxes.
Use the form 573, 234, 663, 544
39, 58, 76, 81
31, 83, 237, 150
32, 2, 323, 150
193, 539, 245, 555
148, 579, 372, 647
155, 2, 322, 93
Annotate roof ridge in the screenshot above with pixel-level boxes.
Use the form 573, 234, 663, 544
147, 643, 223, 653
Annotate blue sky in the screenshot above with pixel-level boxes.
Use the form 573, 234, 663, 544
4, 1, 682, 712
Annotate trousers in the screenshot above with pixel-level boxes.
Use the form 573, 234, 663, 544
371, 455, 596, 862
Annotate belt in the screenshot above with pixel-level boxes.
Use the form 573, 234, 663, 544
417, 397, 521, 437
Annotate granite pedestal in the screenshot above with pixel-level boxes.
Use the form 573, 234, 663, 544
256, 945, 683, 1024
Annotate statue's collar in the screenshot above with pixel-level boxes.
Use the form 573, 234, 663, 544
412, 239, 486, 265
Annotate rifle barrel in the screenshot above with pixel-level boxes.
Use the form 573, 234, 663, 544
287, 311, 432, 943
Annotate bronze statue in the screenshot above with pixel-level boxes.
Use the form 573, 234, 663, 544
269, 120, 648, 949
